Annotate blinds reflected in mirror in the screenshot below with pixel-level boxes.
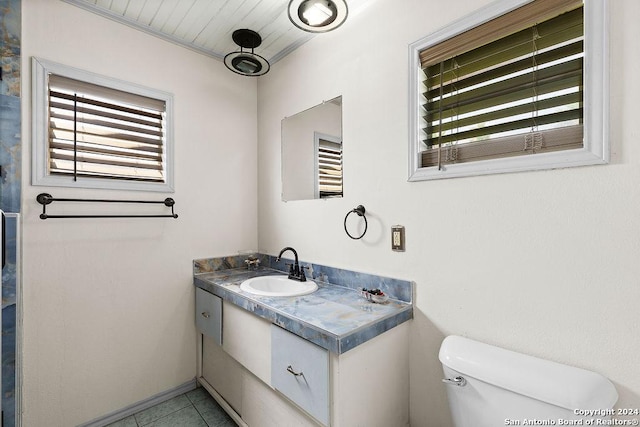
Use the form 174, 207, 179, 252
317, 136, 343, 198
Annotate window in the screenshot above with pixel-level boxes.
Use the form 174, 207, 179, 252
314, 132, 343, 198
408, 0, 609, 181
32, 57, 174, 192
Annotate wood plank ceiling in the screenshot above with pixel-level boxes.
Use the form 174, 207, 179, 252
62, 0, 365, 65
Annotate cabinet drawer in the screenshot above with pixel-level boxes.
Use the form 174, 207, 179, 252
271, 325, 329, 426
195, 288, 222, 345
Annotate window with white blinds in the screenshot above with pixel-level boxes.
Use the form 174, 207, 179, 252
32, 57, 174, 192
408, 0, 609, 181
48, 75, 166, 182
315, 133, 343, 198
422, 3, 583, 168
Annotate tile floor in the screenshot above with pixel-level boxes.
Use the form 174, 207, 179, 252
106, 387, 237, 427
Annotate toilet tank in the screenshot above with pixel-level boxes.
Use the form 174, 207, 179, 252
439, 336, 618, 427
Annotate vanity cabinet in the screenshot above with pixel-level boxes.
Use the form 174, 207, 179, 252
197, 295, 410, 427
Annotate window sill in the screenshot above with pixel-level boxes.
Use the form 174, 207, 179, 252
409, 145, 608, 181
32, 173, 174, 193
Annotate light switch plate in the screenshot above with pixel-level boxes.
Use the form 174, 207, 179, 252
391, 225, 405, 252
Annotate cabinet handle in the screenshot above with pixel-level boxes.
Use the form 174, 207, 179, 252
201, 312, 210, 318
287, 365, 305, 378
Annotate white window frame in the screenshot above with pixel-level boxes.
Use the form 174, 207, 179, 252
31, 57, 175, 192
407, 0, 609, 181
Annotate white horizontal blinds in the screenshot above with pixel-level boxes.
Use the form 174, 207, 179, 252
48, 74, 166, 182
420, 0, 584, 168
318, 138, 343, 197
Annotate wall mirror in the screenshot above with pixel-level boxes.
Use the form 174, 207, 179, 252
281, 96, 343, 201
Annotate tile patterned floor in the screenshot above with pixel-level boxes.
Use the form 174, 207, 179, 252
106, 387, 237, 427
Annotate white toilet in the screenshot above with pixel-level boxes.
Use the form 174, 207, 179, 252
439, 335, 618, 427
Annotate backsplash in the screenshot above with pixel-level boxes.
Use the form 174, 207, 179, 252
194, 253, 413, 304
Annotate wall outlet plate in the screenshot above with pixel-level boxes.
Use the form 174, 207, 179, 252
391, 225, 405, 252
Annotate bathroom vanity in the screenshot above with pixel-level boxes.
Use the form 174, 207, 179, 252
193, 254, 413, 427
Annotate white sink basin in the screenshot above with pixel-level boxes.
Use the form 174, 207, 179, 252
240, 275, 318, 297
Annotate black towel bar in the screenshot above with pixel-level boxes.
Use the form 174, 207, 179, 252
36, 193, 179, 220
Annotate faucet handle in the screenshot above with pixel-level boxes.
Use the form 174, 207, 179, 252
300, 265, 309, 282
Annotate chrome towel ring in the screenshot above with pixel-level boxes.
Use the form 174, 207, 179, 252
344, 205, 367, 239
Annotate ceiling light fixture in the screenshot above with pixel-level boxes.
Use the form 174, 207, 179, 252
288, 0, 348, 33
224, 29, 270, 77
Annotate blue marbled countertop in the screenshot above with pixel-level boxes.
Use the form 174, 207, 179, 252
194, 267, 413, 354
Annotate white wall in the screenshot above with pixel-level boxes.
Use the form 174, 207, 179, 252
257, 1, 640, 426
21, 1, 258, 425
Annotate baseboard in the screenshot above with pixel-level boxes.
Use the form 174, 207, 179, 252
77, 378, 197, 427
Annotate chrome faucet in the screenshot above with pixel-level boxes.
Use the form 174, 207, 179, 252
275, 247, 306, 282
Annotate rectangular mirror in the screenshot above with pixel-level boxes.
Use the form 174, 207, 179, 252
281, 96, 342, 201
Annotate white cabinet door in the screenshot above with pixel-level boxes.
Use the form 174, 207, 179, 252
271, 325, 329, 426
222, 301, 272, 385
195, 288, 222, 345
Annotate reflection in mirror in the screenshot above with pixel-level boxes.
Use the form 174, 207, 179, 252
282, 96, 342, 201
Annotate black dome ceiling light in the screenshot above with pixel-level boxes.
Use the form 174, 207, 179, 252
288, 0, 348, 33
224, 29, 270, 77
